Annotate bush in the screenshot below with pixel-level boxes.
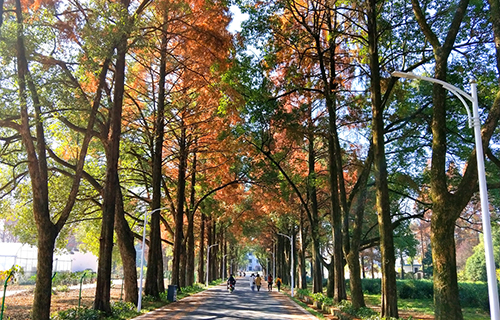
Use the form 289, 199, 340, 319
55, 285, 70, 293
111, 301, 138, 318
296, 288, 311, 297
458, 282, 490, 311
53, 271, 79, 286
397, 279, 433, 299
361, 278, 381, 294
51, 307, 101, 320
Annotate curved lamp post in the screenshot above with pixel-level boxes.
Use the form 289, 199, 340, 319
278, 233, 294, 297
392, 71, 500, 320
138, 206, 168, 312
206, 243, 219, 287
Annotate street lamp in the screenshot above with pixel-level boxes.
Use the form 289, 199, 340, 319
278, 233, 294, 297
206, 243, 218, 287
137, 206, 168, 312
392, 71, 500, 320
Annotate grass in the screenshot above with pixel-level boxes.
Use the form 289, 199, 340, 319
363, 293, 490, 320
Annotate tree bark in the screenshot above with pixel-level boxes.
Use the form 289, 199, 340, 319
198, 212, 206, 283
345, 149, 372, 309
115, 188, 138, 304
367, 0, 398, 317
94, 1, 129, 309
298, 208, 308, 289
145, 6, 169, 297
172, 126, 187, 288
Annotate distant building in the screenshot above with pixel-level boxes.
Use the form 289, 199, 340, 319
0, 242, 97, 274
245, 252, 262, 272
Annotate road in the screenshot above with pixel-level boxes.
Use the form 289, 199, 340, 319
132, 276, 318, 320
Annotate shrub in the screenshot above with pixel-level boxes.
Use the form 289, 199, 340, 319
55, 285, 70, 293
361, 278, 381, 294
458, 282, 490, 311
397, 279, 433, 299
51, 307, 101, 320
296, 288, 311, 297
53, 271, 79, 286
111, 301, 138, 318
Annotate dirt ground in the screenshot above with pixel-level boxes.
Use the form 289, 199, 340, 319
2, 285, 124, 320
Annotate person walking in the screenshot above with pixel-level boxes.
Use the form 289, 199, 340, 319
267, 274, 273, 292
255, 274, 262, 291
276, 275, 282, 292
250, 273, 256, 291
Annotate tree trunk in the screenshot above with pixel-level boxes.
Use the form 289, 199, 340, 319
431, 204, 463, 319
115, 188, 138, 304
172, 126, 187, 288
94, 6, 128, 309
33, 227, 57, 320
298, 208, 308, 289
346, 148, 372, 309
198, 212, 206, 283
306, 106, 323, 294
186, 151, 197, 286
400, 251, 405, 280
145, 6, 169, 297
367, 0, 397, 317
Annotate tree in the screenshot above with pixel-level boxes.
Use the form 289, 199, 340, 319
409, 0, 500, 318
0, 1, 106, 317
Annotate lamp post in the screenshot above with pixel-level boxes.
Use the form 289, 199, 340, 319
206, 243, 218, 287
278, 233, 294, 297
137, 207, 168, 312
392, 71, 500, 320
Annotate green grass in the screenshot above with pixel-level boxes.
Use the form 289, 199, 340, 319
363, 293, 490, 320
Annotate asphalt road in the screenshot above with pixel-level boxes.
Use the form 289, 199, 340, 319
132, 276, 317, 320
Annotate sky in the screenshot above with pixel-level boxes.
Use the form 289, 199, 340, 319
227, 5, 249, 34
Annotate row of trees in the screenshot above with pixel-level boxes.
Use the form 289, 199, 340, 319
0, 0, 256, 318
230, 0, 500, 319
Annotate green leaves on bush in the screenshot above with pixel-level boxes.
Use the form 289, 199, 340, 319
51, 307, 101, 320
50, 302, 138, 320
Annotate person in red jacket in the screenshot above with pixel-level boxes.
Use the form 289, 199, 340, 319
267, 274, 273, 291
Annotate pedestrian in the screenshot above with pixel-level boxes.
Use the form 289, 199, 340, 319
276, 275, 282, 292
255, 274, 262, 291
250, 273, 256, 291
267, 274, 273, 291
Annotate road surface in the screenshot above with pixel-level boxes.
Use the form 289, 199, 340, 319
132, 276, 317, 320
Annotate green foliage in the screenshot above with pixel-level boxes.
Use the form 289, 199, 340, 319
50, 307, 101, 320
361, 278, 381, 294
0, 265, 24, 284
55, 285, 70, 293
464, 224, 500, 282
310, 292, 333, 306
110, 301, 138, 318
337, 300, 377, 318
296, 288, 311, 297
422, 243, 433, 276
53, 271, 79, 286
458, 282, 490, 311
397, 280, 433, 299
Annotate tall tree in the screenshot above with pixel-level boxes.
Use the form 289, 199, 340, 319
0, 2, 105, 317
408, 0, 500, 318
366, 0, 398, 316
